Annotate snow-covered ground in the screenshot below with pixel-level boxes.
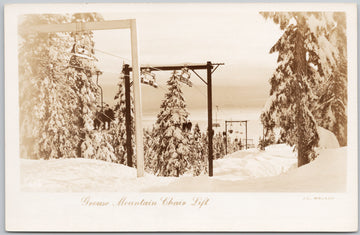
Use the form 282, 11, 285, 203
148, 147, 346, 192
21, 158, 175, 192
213, 144, 297, 181
21, 144, 346, 192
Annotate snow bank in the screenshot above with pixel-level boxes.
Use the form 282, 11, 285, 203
317, 126, 340, 149
214, 144, 297, 181
21, 145, 346, 192
146, 147, 346, 192
21, 158, 175, 192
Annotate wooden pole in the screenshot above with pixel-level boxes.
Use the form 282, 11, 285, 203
245, 120, 248, 149
124, 64, 133, 167
225, 121, 228, 155
130, 19, 144, 177
207, 61, 213, 177
96, 72, 103, 111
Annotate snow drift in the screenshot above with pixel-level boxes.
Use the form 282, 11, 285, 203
213, 144, 297, 181
317, 126, 340, 149
147, 147, 346, 192
21, 158, 175, 192
21, 144, 346, 192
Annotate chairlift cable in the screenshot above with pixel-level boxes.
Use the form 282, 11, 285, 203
94, 48, 131, 62
92, 48, 198, 90
192, 83, 207, 98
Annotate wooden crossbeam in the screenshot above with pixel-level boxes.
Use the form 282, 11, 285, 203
129, 63, 224, 72
27, 19, 132, 33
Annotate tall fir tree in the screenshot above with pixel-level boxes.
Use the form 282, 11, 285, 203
261, 12, 323, 166
66, 13, 115, 161
112, 74, 136, 165
213, 132, 226, 159
261, 12, 347, 166
313, 12, 347, 146
144, 126, 158, 173
260, 109, 276, 147
189, 123, 207, 176
19, 12, 118, 162
153, 71, 191, 176
19, 14, 78, 159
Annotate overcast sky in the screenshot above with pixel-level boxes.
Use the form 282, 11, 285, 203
91, 4, 283, 112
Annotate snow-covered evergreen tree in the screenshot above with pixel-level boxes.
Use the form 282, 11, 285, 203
82, 131, 116, 162
260, 110, 276, 148
67, 13, 107, 159
189, 123, 207, 176
153, 71, 191, 176
261, 12, 348, 165
144, 126, 158, 173
19, 14, 78, 159
260, 12, 323, 166
213, 132, 226, 159
312, 12, 347, 146
227, 137, 240, 154
112, 73, 136, 166
19, 12, 117, 162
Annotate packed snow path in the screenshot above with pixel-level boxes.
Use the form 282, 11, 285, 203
21, 145, 346, 192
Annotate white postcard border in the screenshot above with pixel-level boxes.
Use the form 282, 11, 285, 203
4, 3, 358, 232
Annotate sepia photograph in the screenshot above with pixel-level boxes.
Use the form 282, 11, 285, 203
5, 2, 358, 232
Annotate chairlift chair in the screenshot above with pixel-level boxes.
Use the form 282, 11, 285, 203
228, 122, 233, 134
140, 68, 158, 88
70, 39, 96, 60
182, 121, 192, 132
68, 35, 97, 78
181, 68, 191, 79
152, 82, 158, 88
175, 68, 192, 87
213, 123, 220, 128
140, 73, 149, 84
